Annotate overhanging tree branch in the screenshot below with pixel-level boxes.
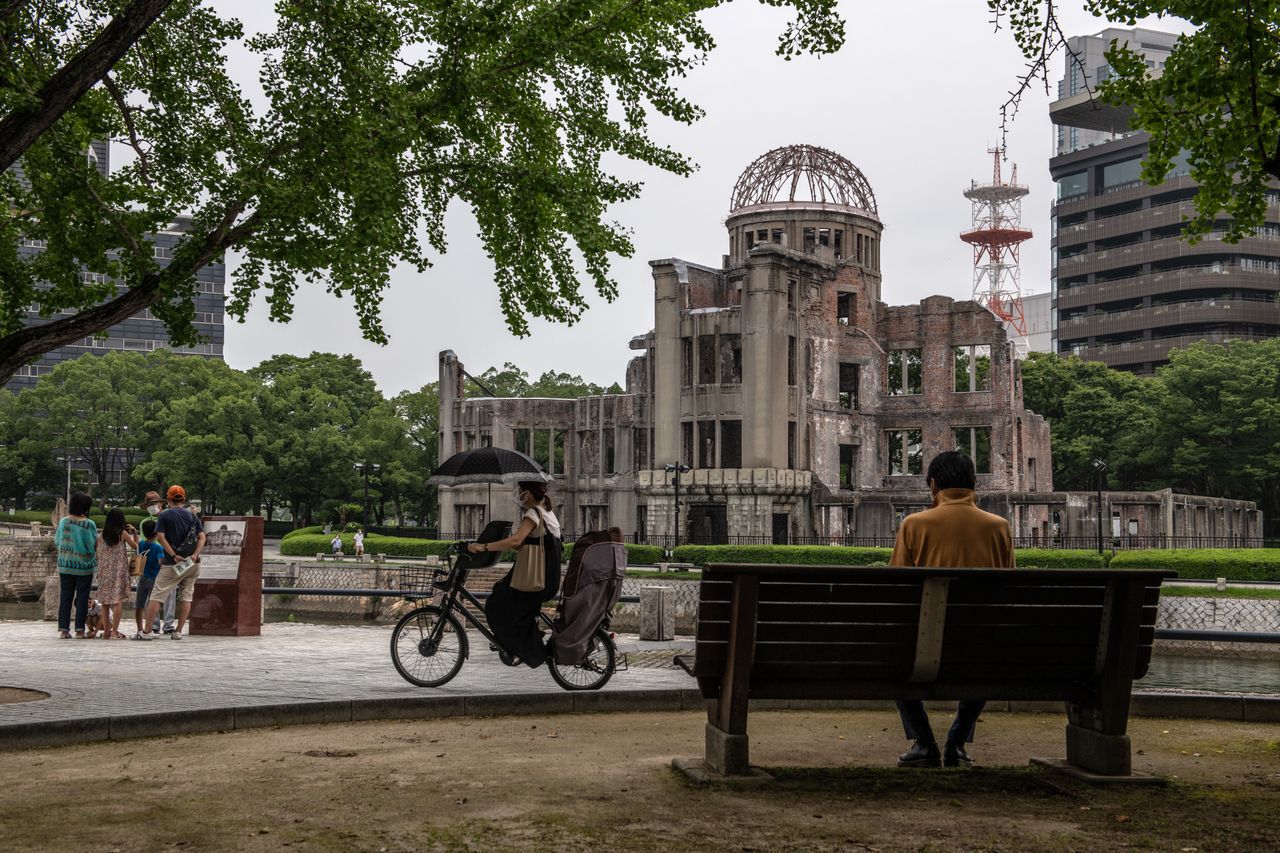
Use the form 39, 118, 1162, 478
0, 0, 174, 172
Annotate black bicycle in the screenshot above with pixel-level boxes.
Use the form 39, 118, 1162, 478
390, 542, 621, 690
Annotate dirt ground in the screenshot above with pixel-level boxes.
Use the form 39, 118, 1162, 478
0, 709, 1277, 852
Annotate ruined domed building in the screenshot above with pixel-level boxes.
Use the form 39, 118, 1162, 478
439, 145, 1260, 545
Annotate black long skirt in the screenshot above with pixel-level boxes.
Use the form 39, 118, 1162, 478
484, 533, 561, 668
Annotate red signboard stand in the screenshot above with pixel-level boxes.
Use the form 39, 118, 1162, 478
190, 515, 263, 637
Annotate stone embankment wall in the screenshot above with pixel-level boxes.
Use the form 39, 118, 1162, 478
1157, 595, 1280, 659
0, 538, 56, 601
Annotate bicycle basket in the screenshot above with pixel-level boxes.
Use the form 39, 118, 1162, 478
400, 565, 439, 597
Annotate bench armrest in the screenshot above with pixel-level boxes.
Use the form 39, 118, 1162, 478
672, 654, 697, 677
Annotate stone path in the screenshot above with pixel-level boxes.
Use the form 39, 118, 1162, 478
0, 620, 694, 746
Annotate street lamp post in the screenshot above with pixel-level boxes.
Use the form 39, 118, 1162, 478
353, 463, 381, 528
1092, 458, 1108, 555
664, 462, 691, 557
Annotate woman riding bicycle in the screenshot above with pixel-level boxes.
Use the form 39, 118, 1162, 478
467, 481, 562, 667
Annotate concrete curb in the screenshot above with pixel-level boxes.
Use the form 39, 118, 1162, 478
1, 690, 1276, 752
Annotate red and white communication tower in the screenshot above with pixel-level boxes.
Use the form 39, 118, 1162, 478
961, 147, 1032, 352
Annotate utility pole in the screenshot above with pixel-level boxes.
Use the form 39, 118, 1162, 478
353, 462, 381, 528
664, 462, 690, 557
1092, 458, 1108, 555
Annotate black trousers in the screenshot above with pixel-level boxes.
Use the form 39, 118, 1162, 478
895, 699, 985, 745
57, 573, 93, 632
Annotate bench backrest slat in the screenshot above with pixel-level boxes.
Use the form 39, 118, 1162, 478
693, 564, 1173, 701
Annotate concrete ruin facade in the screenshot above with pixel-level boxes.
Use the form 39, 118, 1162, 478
438, 145, 1261, 545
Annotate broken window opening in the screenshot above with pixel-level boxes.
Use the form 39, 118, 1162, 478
581, 505, 608, 533
856, 233, 863, 263
818, 227, 830, 246
719, 334, 742, 384
603, 428, 615, 474
834, 229, 844, 259
836, 292, 853, 326
839, 443, 857, 490
746, 230, 756, 250
532, 430, 551, 471
839, 362, 860, 410
887, 429, 924, 475
698, 420, 716, 469
954, 344, 992, 393
787, 336, 797, 386
787, 278, 796, 309
787, 421, 797, 469
952, 426, 992, 475
888, 348, 922, 396
720, 420, 742, 469
681, 338, 693, 388
681, 421, 693, 468
455, 505, 487, 538
803, 226, 816, 251
771, 228, 784, 244
513, 428, 532, 457
698, 334, 717, 385
633, 427, 649, 471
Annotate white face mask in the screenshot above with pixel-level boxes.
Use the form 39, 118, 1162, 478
146, 505, 160, 516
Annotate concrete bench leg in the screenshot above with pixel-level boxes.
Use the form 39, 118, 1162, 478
1065, 723, 1131, 776
706, 722, 750, 776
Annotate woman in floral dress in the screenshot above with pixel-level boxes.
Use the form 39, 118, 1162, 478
96, 508, 137, 640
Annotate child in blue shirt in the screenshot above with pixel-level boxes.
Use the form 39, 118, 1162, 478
131, 519, 166, 640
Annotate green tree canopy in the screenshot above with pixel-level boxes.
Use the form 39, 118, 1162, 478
993, 0, 1280, 238
1, 0, 843, 383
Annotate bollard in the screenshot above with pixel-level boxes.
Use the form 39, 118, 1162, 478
29, 521, 41, 537
1215, 577, 1227, 591
639, 585, 675, 641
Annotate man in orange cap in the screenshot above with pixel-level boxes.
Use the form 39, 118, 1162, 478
136, 485, 205, 639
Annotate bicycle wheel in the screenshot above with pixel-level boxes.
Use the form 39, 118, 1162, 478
547, 626, 616, 691
391, 605, 468, 687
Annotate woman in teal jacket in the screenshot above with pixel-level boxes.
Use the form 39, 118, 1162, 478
55, 492, 98, 639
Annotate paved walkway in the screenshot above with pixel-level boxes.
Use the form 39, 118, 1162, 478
0, 620, 696, 748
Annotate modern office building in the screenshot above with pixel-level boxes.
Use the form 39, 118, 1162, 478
1054, 27, 1177, 156
5, 143, 226, 394
1021, 292, 1053, 353
1049, 29, 1280, 373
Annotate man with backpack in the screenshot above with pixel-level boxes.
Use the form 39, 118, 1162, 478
136, 485, 206, 640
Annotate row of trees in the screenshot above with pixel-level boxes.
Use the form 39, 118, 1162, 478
1020, 340, 1280, 532
0, 350, 609, 526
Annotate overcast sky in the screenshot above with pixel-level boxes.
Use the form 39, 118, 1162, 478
212, 1, 1189, 396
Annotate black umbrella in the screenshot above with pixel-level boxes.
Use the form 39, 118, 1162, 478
427, 447, 552, 486
429, 447, 552, 529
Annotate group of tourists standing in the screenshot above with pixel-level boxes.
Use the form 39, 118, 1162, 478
54, 485, 206, 641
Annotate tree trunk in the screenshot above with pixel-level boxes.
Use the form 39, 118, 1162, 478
0, 0, 175, 172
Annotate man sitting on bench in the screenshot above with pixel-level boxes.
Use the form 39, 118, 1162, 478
891, 450, 1015, 769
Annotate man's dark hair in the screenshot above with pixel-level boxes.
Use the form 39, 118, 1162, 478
927, 451, 976, 491
68, 492, 92, 516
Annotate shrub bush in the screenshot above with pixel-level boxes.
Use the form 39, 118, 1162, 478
1012, 549, 1107, 568
281, 525, 325, 541
280, 533, 457, 559
1109, 549, 1280, 581
671, 544, 894, 567
561, 542, 663, 566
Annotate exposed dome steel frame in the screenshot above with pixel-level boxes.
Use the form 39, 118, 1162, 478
730, 144, 878, 215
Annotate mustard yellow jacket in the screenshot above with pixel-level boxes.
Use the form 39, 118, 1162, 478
889, 488, 1015, 569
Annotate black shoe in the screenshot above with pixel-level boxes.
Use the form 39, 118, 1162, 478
496, 649, 520, 667
943, 741, 974, 768
897, 740, 941, 768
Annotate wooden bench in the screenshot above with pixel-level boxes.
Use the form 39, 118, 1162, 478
676, 563, 1173, 779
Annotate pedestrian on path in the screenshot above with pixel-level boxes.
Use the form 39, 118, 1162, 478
331, 532, 343, 555
132, 519, 165, 639
353, 529, 365, 556
54, 492, 97, 639
136, 486, 205, 640
95, 508, 138, 640
141, 490, 176, 634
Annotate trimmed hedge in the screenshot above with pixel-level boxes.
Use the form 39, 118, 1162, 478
5, 509, 147, 527
1011, 549, 1107, 568
281, 525, 326, 541
671, 544, 893, 567
1109, 549, 1280, 581
667, 544, 1106, 568
280, 532, 456, 559
562, 542, 663, 566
